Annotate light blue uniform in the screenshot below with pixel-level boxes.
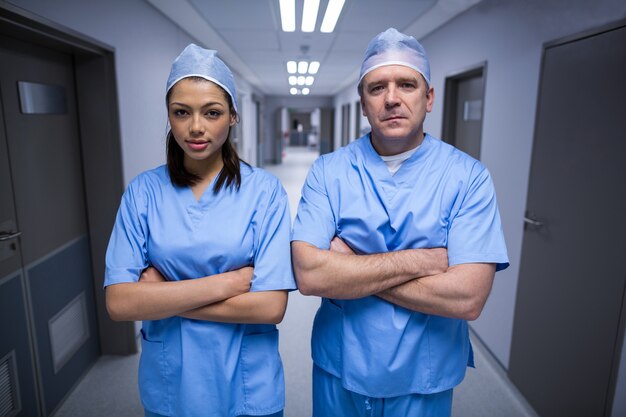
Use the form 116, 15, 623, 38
292, 134, 509, 406
105, 163, 296, 417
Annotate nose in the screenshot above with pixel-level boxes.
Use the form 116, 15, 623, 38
190, 114, 205, 136
384, 86, 400, 108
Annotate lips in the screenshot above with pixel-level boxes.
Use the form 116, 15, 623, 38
186, 140, 209, 151
383, 115, 405, 122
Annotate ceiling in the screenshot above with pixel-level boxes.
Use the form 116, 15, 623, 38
145, 0, 481, 96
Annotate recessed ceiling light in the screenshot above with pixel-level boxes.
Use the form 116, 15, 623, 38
308, 61, 320, 74
290, 87, 298, 95
298, 61, 309, 74
302, 88, 310, 95
279, 0, 295, 32
289, 76, 297, 86
301, 0, 320, 32
305, 76, 314, 86
287, 61, 297, 74
297, 76, 306, 86
320, 0, 345, 33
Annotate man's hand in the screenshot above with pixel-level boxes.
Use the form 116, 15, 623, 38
330, 236, 355, 255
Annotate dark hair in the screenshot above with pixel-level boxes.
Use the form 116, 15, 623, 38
166, 77, 247, 193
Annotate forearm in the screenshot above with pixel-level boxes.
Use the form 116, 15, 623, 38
106, 270, 247, 321
377, 263, 496, 320
292, 240, 447, 299
180, 291, 288, 324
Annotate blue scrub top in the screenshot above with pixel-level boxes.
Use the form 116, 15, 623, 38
292, 133, 509, 397
105, 164, 296, 417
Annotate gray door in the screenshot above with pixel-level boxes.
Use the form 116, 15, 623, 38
0, 35, 99, 416
442, 66, 485, 160
0, 88, 40, 417
509, 23, 626, 417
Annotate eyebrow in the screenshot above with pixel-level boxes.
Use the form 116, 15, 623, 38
365, 75, 420, 89
169, 101, 226, 108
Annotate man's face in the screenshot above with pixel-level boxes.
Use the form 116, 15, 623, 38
360, 65, 434, 155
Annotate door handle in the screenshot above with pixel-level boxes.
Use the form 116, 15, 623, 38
0, 231, 22, 241
523, 217, 544, 228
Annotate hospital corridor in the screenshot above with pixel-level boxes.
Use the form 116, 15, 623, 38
1, 1, 625, 417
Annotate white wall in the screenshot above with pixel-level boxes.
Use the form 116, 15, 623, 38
332, 0, 626, 372
8, 0, 260, 184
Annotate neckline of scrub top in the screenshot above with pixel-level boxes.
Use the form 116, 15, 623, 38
177, 170, 222, 225
364, 133, 433, 187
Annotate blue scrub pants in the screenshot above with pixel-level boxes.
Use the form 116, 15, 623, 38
145, 411, 283, 417
313, 365, 453, 417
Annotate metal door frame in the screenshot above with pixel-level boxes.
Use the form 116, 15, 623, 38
441, 61, 487, 154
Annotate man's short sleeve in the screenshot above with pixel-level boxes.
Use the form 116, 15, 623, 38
447, 164, 509, 271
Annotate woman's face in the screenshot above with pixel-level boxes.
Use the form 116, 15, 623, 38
167, 78, 236, 170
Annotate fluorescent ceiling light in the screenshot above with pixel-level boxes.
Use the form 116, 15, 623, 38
287, 61, 297, 74
305, 76, 314, 86
290, 87, 299, 95
308, 61, 320, 74
279, 0, 295, 32
320, 0, 345, 33
297, 76, 306, 86
301, 0, 320, 32
302, 88, 310, 95
298, 61, 309, 74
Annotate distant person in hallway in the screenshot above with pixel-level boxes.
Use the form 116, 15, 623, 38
291, 28, 509, 417
104, 44, 294, 417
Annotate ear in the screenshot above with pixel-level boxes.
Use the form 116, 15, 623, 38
229, 113, 237, 127
425, 87, 435, 113
360, 96, 367, 117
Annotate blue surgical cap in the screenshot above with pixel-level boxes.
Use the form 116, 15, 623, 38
166, 44, 238, 112
358, 28, 431, 90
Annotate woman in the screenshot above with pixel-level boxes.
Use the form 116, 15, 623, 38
104, 44, 295, 417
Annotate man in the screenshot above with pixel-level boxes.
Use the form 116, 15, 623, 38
291, 28, 509, 416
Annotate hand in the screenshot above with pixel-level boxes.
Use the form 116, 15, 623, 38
330, 236, 355, 255
139, 266, 166, 283
226, 266, 253, 295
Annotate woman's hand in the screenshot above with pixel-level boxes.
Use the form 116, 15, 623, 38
139, 266, 166, 283
227, 266, 253, 295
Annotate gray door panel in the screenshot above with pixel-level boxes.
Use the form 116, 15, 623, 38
453, 75, 483, 160
0, 35, 87, 265
509, 24, 626, 417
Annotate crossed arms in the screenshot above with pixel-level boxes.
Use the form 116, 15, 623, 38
105, 267, 287, 324
291, 237, 495, 321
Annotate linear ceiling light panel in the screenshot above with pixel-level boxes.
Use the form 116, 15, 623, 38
301, 0, 320, 32
279, 0, 296, 31
320, 0, 345, 33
